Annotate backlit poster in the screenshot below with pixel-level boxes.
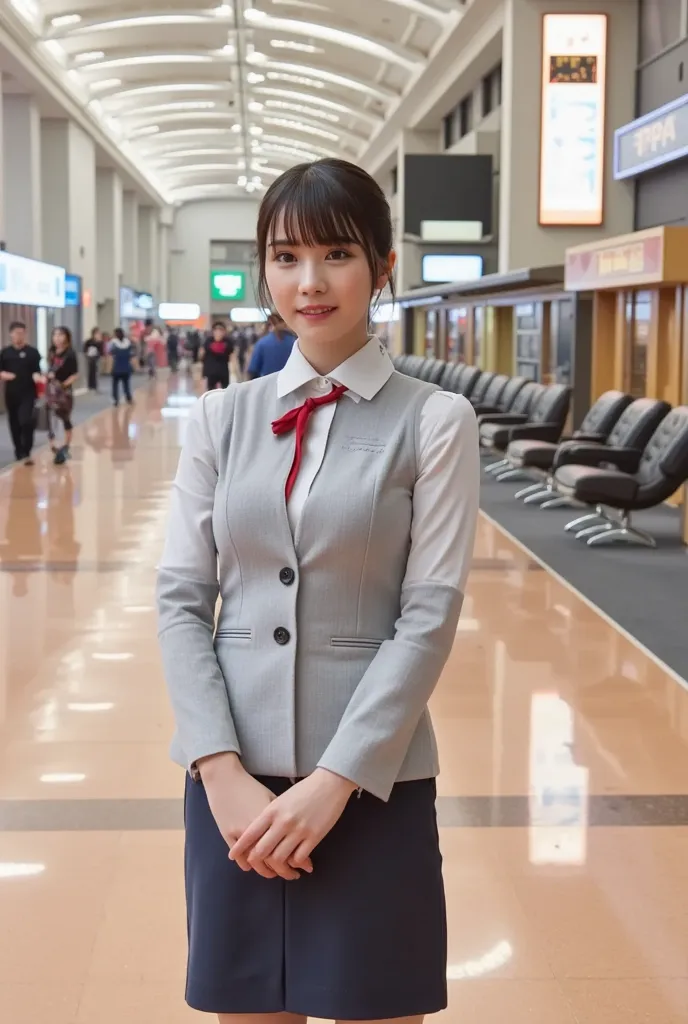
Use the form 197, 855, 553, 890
539, 13, 607, 226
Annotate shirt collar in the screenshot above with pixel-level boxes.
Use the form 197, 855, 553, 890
276, 335, 394, 402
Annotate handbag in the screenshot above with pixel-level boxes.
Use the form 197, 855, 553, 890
35, 401, 51, 433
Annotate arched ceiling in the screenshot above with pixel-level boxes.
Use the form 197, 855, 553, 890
23, 0, 467, 203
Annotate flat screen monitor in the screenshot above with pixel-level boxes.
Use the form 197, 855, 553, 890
421, 254, 483, 284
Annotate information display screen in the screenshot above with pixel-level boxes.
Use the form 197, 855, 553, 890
539, 13, 607, 226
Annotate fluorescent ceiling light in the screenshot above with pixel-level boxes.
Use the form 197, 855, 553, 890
74, 50, 104, 63
263, 116, 338, 140
71, 14, 220, 31
265, 100, 339, 122
260, 142, 326, 161
51, 13, 81, 27
266, 71, 324, 89
79, 55, 215, 71
120, 101, 218, 117
270, 39, 323, 53
266, 62, 387, 98
271, 0, 328, 7
114, 83, 229, 99
163, 164, 243, 175
89, 78, 122, 93
129, 125, 161, 138
257, 87, 380, 121
150, 148, 243, 161
244, 13, 417, 68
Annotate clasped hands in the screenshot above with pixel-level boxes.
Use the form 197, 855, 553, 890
199, 752, 357, 881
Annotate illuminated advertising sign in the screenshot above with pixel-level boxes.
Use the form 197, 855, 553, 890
0, 251, 65, 308
64, 274, 81, 307
210, 269, 246, 302
539, 13, 607, 226
158, 302, 201, 322
614, 93, 688, 180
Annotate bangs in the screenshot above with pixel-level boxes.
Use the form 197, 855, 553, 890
265, 168, 369, 252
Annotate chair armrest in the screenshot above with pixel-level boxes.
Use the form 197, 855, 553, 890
508, 422, 562, 443
478, 412, 528, 426
571, 430, 608, 444
472, 402, 500, 415
555, 444, 643, 473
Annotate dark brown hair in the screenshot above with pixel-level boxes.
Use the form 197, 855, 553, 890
256, 158, 394, 312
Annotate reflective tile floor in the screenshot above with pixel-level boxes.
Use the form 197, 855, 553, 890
1, 376, 688, 1022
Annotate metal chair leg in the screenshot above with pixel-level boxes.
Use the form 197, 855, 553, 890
523, 488, 552, 505
484, 459, 508, 474
513, 481, 543, 498
564, 506, 604, 533
540, 496, 572, 510
575, 522, 612, 540
587, 514, 656, 548
495, 468, 526, 482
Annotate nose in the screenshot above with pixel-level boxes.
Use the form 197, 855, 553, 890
297, 259, 327, 296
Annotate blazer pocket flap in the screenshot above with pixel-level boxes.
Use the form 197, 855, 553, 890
215, 628, 253, 640
330, 636, 385, 649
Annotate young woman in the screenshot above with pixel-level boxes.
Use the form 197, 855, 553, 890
46, 327, 79, 464
157, 158, 480, 1024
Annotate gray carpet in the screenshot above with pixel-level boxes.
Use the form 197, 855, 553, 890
479, 463, 688, 683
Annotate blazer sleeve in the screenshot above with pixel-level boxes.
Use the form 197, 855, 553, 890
317, 392, 480, 801
156, 388, 241, 773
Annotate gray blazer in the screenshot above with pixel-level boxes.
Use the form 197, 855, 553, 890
157, 372, 466, 801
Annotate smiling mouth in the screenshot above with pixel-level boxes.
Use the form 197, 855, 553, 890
298, 306, 337, 315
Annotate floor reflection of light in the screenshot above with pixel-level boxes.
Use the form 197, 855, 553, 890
40, 773, 86, 784
160, 407, 189, 418
124, 605, 154, 613
166, 394, 198, 407
0, 863, 45, 879
456, 618, 479, 632
446, 940, 513, 979
529, 692, 589, 866
67, 702, 115, 712
91, 652, 134, 662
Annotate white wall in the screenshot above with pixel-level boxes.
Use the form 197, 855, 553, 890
170, 198, 261, 312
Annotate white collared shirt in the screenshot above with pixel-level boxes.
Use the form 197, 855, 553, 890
276, 336, 479, 592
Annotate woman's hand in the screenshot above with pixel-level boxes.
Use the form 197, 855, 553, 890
199, 753, 282, 878
229, 768, 358, 881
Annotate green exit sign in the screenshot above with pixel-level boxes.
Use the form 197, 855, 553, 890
210, 269, 246, 302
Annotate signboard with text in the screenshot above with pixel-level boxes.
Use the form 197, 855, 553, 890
210, 269, 246, 302
0, 251, 65, 308
614, 92, 688, 180
539, 13, 608, 226
565, 229, 665, 291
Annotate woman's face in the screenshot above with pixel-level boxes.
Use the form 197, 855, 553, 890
52, 330, 68, 351
265, 216, 391, 347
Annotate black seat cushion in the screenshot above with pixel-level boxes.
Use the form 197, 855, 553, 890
555, 464, 639, 505
479, 422, 512, 450
507, 439, 558, 470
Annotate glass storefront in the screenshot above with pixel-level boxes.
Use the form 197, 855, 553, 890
447, 307, 468, 363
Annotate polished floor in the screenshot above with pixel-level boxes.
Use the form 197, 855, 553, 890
1, 374, 688, 1023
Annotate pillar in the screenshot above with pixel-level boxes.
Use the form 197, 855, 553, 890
137, 206, 158, 296
0, 76, 5, 247
157, 216, 172, 303
40, 119, 97, 333
96, 168, 123, 331
498, 0, 638, 273
395, 129, 440, 294
122, 191, 139, 286
2, 96, 42, 259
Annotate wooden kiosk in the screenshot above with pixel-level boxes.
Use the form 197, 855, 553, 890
565, 226, 688, 542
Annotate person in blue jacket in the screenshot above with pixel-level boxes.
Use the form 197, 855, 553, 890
247, 315, 296, 378
109, 328, 134, 406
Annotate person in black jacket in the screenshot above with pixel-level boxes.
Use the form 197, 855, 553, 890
84, 327, 103, 391
47, 327, 79, 464
201, 321, 233, 391
0, 321, 42, 466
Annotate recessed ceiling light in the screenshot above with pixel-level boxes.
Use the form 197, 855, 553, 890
248, 100, 264, 112
246, 51, 268, 64
249, 125, 263, 135
74, 50, 104, 64
266, 71, 324, 89
244, 8, 267, 20
247, 72, 266, 83
270, 40, 322, 54
213, 3, 232, 14
51, 13, 81, 27
231, 123, 242, 132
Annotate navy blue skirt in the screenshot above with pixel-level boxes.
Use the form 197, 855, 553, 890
184, 774, 447, 1019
